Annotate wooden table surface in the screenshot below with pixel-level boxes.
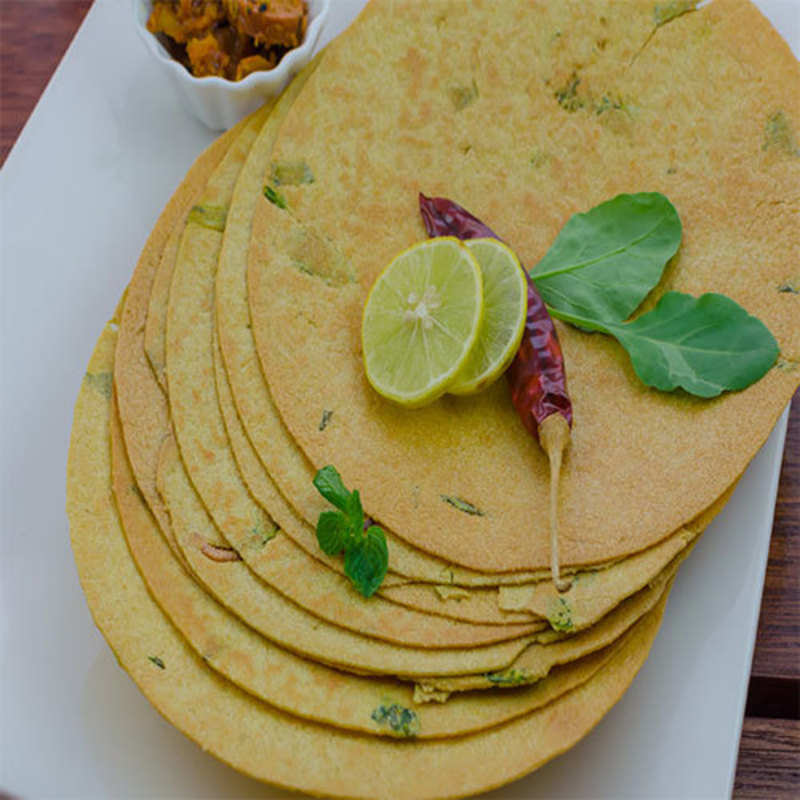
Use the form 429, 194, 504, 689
2, 2, 797, 796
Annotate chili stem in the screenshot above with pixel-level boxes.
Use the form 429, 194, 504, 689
538, 413, 572, 592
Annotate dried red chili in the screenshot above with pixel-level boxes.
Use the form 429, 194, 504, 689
419, 193, 573, 591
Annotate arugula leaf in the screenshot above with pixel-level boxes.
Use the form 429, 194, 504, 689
313, 466, 351, 512
531, 193, 682, 323
316, 511, 348, 555
313, 467, 389, 597
550, 292, 779, 397
344, 527, 389, 598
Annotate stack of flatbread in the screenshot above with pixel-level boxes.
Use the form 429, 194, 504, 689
67, 1, 799, 796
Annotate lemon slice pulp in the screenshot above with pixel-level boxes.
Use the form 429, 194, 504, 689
362, 237, 484, 407
448, 238, 528, 395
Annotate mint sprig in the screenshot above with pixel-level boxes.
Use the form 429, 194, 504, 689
312, 466, 388, 597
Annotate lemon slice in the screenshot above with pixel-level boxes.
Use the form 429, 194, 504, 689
362, 237, 484, 407
448, 238, 528, 395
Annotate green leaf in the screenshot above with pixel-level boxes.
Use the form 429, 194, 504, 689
316, 511, 348, 555
346, 489, 365, 533
611, 293, 779, 397
313, 468, 389, 596
551, 292, 779, 398
344, 526, 389, 598
313, 466, 351, 512
531, 193, 682, 323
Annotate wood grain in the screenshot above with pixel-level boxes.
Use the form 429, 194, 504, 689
2, 1, 798, 795
733, 718, 800, 798
0, 1, 93, 166
752, 392, 800, 682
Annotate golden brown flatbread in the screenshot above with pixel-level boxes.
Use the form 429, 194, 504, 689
249, 0, 800, 571
68, 320, 669, 795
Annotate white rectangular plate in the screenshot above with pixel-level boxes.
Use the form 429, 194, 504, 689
1, 0, 796, 796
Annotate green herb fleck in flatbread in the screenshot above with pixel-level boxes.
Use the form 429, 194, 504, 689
148, 655, 165, 670
270, 160, 315, 186
291, 260, 314, 277
554, 73, 584, 112
653, 1, 696, 27
548, 596, 575, 632
84, 371, 113, 398
263, 185, 288, 209
248, 510, 277, 550
440, 495, 484, 516
187, 204, 227, 231
595, 95, 627, 116
485, 668, 531, 687
530, 149, 550, 168
371, 704, 420, 737
449, 80, 479, 111
763, 111, 800, 156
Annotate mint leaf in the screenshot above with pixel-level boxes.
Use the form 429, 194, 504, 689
344, 526, 389, 598
313, 466, 351, 512
346, 489, 365, 533
316, 511, 348, 555
313, 468, 389, 596
550, 292, 779, 397
532, 193, 682, 323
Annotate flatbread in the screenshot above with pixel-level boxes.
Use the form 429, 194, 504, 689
66, 2, 799, 794
213, 54, 563, 588
114, 111, 262, 564
416, 555, 682, 696
118, 73, 537, 650
156, 434, 542, 648
494, 485, 731, 632
67, 321, 669, 797
160, 421, 667, 681
158, 85, 538, 647
159, 432, 548, 677
210, 38, 717, 603
110, 353, 627, 739
212, 306, 536, 623
193, 31, 740, 635
250, 0, 800, 571
143, 111, 273, 390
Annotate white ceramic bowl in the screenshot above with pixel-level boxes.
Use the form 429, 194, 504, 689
132, 0, 329, 130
